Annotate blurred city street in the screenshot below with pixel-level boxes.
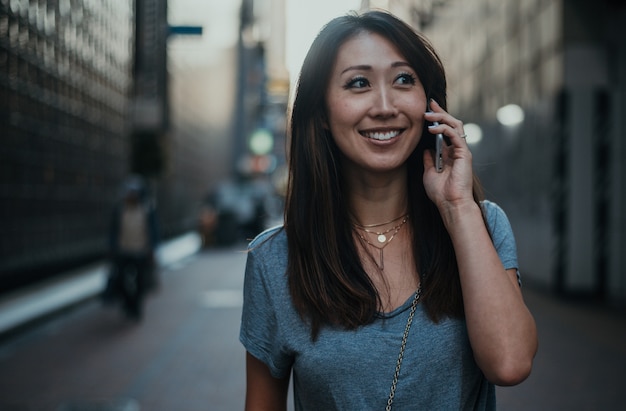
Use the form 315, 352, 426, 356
2, 0, 626, 409
0, 240, 625, 411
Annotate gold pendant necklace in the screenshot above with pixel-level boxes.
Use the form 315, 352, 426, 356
353, 214, 409, 270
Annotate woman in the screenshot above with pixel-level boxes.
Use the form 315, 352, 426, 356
240, 10, 537, 410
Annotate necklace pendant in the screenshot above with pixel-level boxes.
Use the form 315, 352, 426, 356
377, 234, 387, 243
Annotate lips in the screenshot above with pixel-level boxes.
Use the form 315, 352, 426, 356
360, 129, 403, 141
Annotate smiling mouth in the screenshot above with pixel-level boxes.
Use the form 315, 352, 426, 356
361, 130, 403, 141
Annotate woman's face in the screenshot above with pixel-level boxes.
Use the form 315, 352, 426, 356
325, 31, 426, 174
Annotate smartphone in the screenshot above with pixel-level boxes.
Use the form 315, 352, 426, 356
432, 121, 444, 173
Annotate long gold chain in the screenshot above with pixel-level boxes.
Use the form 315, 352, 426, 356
386, 286, 422, 411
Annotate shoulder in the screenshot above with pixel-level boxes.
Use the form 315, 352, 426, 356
246, 225, 288, 272
248, 224, 286, 252
481, 200, 512, 236
240, 224, 296, 379
481, 200, 520, 275
481, 199, 505, 220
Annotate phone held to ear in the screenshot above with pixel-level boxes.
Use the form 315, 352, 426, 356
427, 101, 444, 173
432, 121, 444, 173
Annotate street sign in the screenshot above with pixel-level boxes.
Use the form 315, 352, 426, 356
169, 25, 203, 36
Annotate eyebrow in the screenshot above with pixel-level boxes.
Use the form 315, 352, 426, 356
340, 61, 412, 75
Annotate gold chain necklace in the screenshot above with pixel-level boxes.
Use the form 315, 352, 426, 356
354, 214, 409, 244
353, 213, 407, 229
353, 214, 409, 270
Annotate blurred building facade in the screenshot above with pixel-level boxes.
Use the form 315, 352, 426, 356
162, 0, 288, 240
362, 0, 626, 305
0, 0, 135, 289
0, 0, 288, 292
234, 0, 288, 178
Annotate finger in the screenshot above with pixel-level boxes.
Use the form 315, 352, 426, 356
428, 118, 466, 147
425, 102, 461, 134
424, 101, 468, 147
429, 98, 444, 113
451, 123, 468, 147
426, 122, 457, 147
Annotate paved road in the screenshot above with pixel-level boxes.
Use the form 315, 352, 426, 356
0, 246, 250, 411
0, 245, 625, 410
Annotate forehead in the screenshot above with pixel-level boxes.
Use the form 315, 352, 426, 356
334, 31, 407, 69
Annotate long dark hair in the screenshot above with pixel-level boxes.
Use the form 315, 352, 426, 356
285, 10, 484, 339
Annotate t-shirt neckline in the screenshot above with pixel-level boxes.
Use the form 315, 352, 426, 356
375, 290, 420, 319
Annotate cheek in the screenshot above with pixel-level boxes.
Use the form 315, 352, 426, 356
327, 101, 362, 130
404, 98, 427, 130
402, 94, 427, 114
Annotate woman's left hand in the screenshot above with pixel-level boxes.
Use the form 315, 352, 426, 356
422, 99, 474, 211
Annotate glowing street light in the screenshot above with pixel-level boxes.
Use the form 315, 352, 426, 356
249, 128, 274, 155
496, 104, 524, 127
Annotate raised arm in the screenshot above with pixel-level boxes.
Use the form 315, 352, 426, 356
423, 100, 538, 385
440, 201, 537, 385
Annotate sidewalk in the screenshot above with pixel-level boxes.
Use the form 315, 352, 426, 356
496, 285, 626, 409
0, 233, 202, 338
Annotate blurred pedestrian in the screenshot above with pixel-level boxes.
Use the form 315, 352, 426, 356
106, 176, 159, 320
198, 191, 218, 248
239, 10, 537, 410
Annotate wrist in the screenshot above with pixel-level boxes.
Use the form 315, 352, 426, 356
439, 200, 482, 230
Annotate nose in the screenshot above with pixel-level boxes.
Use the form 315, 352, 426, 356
369, 87, 398, 118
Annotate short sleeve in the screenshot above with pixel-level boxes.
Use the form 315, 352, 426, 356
482, 200, 521, 285
239, 231, 294, 378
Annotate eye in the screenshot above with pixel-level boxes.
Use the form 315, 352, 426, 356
343, 76, 371, 90
395, 72, 416, 86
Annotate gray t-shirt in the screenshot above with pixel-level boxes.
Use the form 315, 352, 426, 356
240, 200, 519, 410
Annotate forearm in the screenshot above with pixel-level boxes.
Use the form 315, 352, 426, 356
440, 201, 538, 385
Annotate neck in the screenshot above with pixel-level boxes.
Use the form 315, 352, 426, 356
346, 168, 409, 226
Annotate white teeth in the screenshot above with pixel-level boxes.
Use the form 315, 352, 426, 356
364, 131, 400, 141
